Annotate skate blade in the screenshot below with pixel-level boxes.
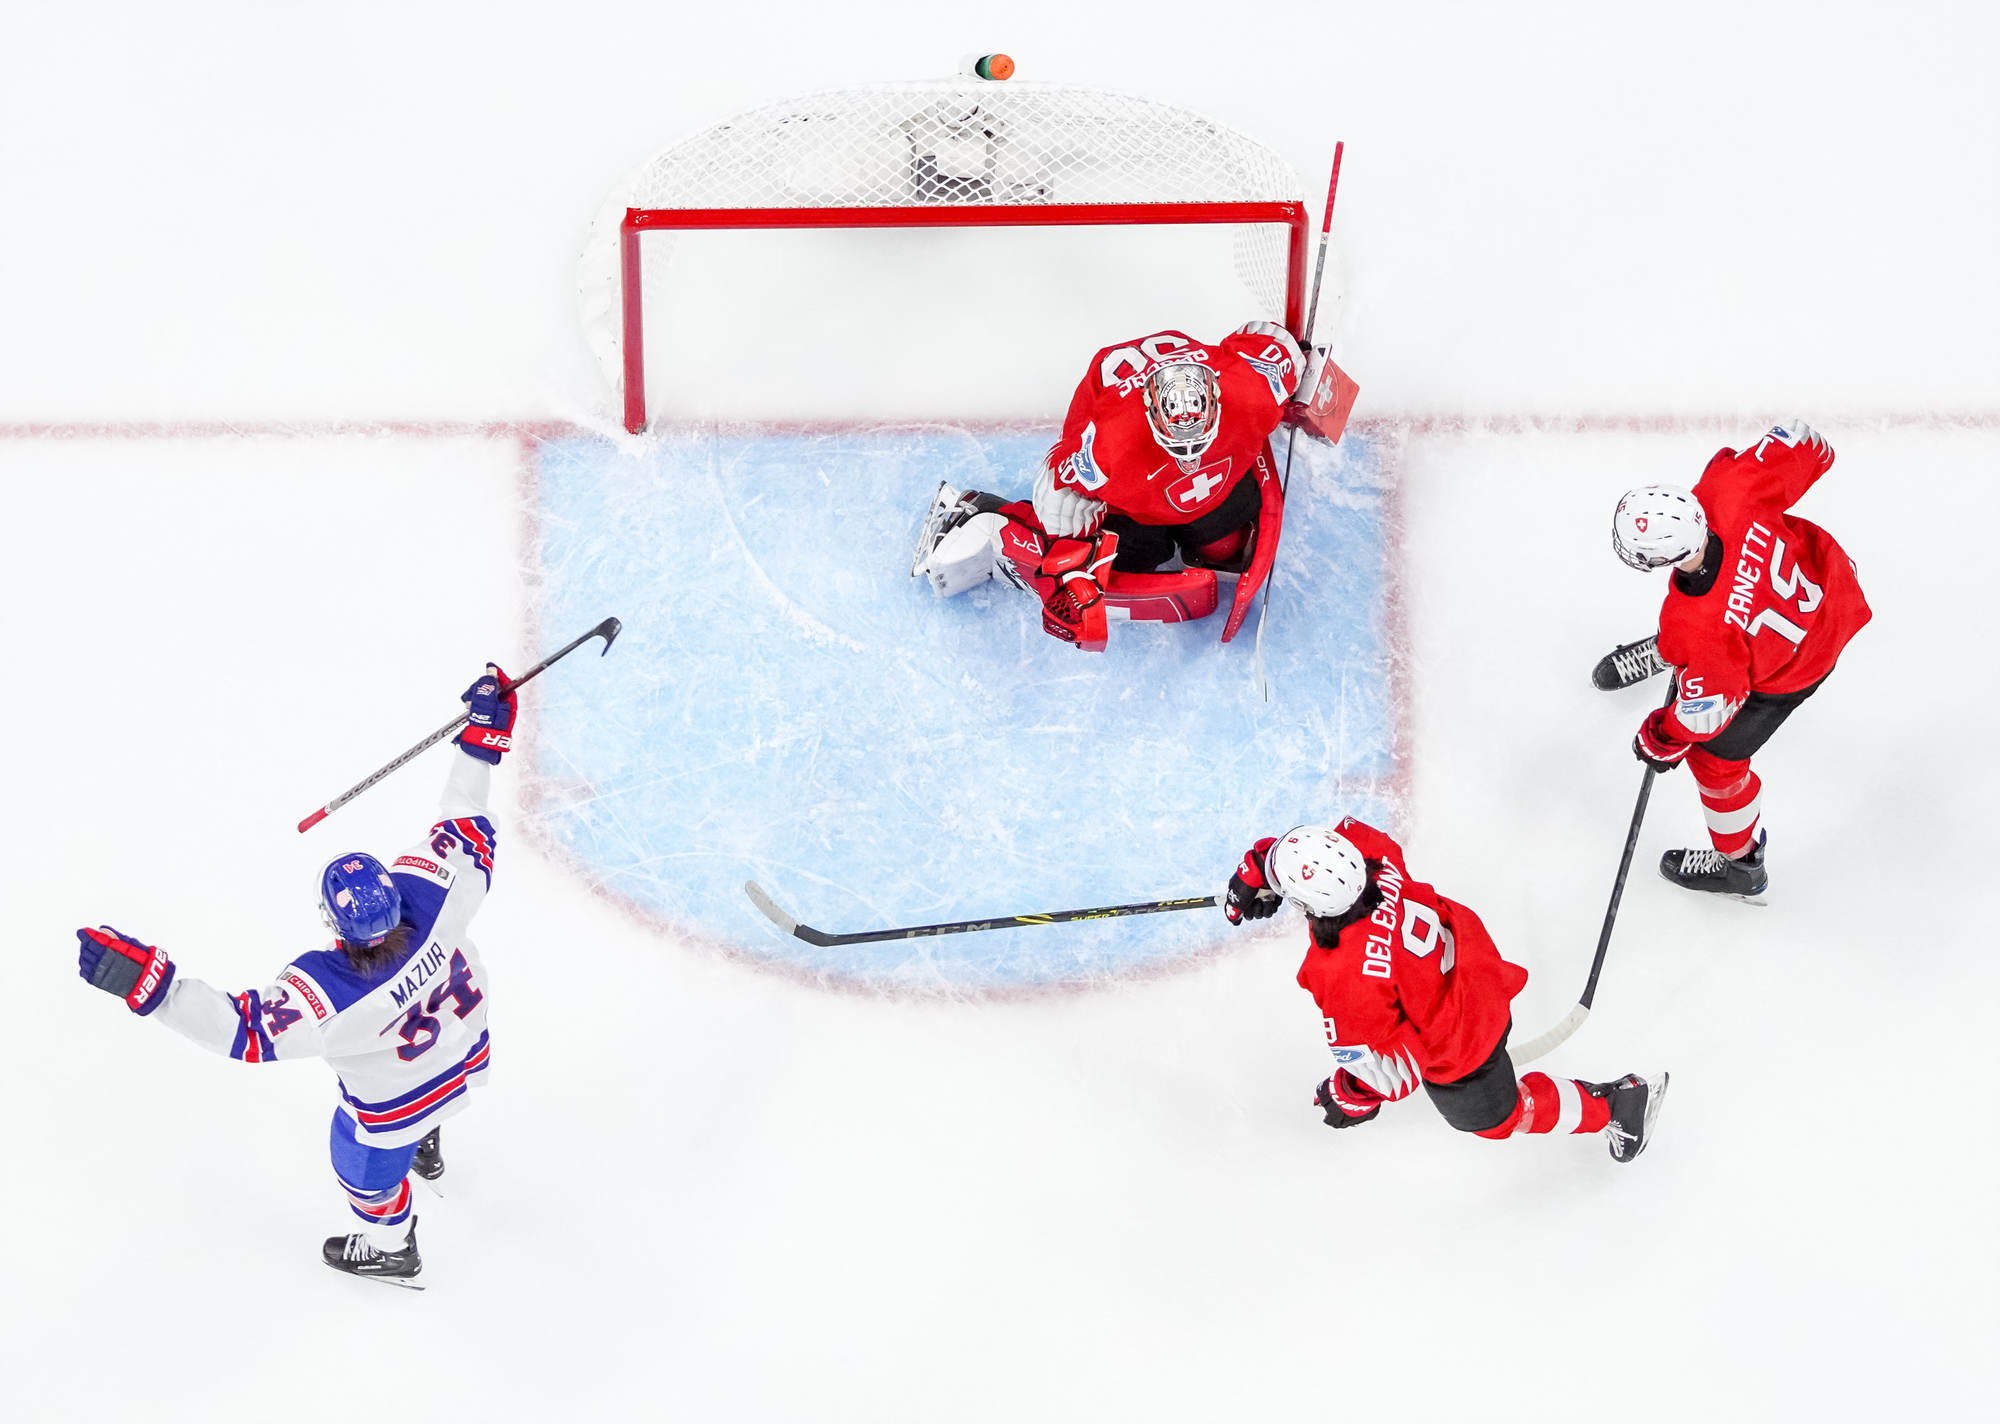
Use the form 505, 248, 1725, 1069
1641, 1070, 1669, 1152
330, 1269, 426, 1291
414, 1174, 446, 1199
911, 481, 959, 577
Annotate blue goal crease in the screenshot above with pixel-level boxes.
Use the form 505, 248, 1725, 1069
525, 426, 1398, 992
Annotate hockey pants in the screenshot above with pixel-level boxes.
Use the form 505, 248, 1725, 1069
330, 1107, 417, 1234
1101, 472, 1261, 573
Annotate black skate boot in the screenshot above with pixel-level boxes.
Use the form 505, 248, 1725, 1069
322, 1217, 423, 1289
1590, 634, 1669, 691
1585, 1072, 1669, 1163
1659, 832, 1768, 903
413, 1128, 444, 1182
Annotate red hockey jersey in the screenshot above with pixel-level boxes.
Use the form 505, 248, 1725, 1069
1293, 819, 1529, 1095
1041, 328, 1295, 527
1657, 426, 1872, 742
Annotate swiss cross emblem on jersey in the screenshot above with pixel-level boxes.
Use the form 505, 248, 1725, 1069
1165, 458, 1234, 514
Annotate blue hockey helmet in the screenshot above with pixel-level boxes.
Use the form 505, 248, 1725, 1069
319, 852, 403, 946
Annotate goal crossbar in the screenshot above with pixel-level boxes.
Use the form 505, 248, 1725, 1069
618, 200, 1310, 433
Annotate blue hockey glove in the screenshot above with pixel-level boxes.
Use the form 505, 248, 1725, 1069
455, 664, 517, 764
77, 926, 176, 1015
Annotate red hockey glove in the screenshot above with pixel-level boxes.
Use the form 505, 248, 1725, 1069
1312, 1072, 1392, 1128
77, 926, 176, 1016
1633, 707, 1689, 773
455, 664, 518, 764
1315, 1070, 1385, 1128
1224, 836, 1280, 925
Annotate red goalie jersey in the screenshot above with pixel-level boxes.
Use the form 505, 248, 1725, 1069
1041, 327, 1298, 527
1657, 426, 1872, 742
1294, 818, 1529, 1096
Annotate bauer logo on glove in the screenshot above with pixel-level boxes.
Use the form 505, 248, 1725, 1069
76, 926, 177, 1016
455, 664, 518, 765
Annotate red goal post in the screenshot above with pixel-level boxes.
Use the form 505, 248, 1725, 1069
580, 80, 1313, 434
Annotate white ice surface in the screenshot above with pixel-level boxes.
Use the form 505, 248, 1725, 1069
4, 4, 1999, 1421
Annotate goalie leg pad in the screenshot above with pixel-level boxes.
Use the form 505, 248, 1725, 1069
914, 483, 1011, 592
923, 511, 1008, 597
1102, 567, 1219, 623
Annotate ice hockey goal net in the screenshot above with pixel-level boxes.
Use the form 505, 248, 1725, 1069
578, 78, 1309, 433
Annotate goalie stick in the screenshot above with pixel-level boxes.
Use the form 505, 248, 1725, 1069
744, 880, 1216, 948
1253, 140, 1344, 702
297, 616, 623, 833
1512, 678, 1678, 1064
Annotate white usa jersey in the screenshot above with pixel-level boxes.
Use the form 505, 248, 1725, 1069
155, 752, 498, 1147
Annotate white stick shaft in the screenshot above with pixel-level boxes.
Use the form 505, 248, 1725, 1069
1510, 1003, 1590, 1066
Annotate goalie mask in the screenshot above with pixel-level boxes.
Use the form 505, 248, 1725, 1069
1142, 360, 1222, 469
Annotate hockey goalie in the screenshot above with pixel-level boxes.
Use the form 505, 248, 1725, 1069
911, 322, 1356, 651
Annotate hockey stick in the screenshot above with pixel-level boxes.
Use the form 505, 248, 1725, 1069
296, 616, 623, 833
1253, 141, 1344, 702
1512, 678, 1678, 1064
744, 880, 1216, 948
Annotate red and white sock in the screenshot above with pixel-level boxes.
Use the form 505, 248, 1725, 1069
1692, 759, 1763, 859
1476, 1072, 1613, 1139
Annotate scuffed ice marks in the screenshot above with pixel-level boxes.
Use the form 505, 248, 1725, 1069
523, 423, 1401, 992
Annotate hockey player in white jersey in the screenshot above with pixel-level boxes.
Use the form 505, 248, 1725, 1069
75, 665, 517, 1287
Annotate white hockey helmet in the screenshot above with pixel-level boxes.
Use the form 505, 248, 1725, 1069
1266, 826, 1370, 919
1612, 485, 1709, 571
1142, 360, 1222, 466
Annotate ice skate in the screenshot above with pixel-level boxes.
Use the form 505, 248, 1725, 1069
413, 1128, 444, 1182
1587, 1072, 1669, 1163
911, 481, 964, 577
322, 1218, 424, 1289
1659, 832, 1767, 903
1591, 633, 1669, 691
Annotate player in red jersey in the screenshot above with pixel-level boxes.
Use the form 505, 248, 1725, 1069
1223, 820, 1668, 1159
1601, 421, 1871, 900
912, 322, 1343, 651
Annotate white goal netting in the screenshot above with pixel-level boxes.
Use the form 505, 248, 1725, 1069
577, 79, 1307, 426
